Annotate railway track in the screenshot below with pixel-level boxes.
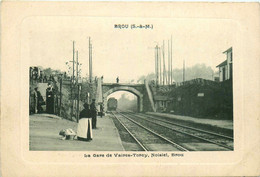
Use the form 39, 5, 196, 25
139, 112, 233, 138
121, 111, 233, 151
111, 112, 188, 151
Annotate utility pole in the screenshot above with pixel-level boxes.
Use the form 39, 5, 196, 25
59, 75, 62, 116
76, 51, 79, 85
89, 37, 92, 83
162, 46, 164, 85
159, 47, 162, 85
183, 60, 185, 82
156, 45, 159, 86
76, 51, 79, 123
168, 40, 170, 85
171, 35, 173, 85
155, 46, 158, 86
71, 41, 75, 120
77, 84, 80, 122
162, 40, 167, 85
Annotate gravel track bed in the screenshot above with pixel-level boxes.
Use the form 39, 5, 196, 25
113, 113, 182, 151
109, 115, 142, 151
123, 112, 231, 151
122, 113, 202, 151
126, 113, 233, 150
142, 113, 233, 137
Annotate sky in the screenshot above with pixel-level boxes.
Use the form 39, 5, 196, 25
25, 16, 236, 84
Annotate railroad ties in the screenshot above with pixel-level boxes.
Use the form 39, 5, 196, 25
111, 111, 188, 151
111, 110, 233, 151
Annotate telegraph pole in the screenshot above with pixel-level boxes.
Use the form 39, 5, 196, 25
156, 45, 159, 86
162, 44, 165, 85
159, 47, 162, 85
73, 44, 75, 84
59, 75, 62, 116
89, 37, 92, 83
76, 51, 79, 122
155, 46, 157, 86
168, 40, 171, 85
71, 41, 75, 120
77, 83, 80, 122
171, 35, 173, 85
183, 60, 185, 82
162, 40, 167, 85
76, 51, 78, 84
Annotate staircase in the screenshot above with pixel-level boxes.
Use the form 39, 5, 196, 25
144, 80, 156, 112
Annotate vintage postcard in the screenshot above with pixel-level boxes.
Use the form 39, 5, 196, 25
1, 2, 260, 176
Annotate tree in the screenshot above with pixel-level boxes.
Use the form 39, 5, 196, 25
137, 63, 214, 83
137, 73, 156, 83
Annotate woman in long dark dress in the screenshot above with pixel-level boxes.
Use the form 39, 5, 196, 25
46, 84, 54, 114
77, 103, 93, 141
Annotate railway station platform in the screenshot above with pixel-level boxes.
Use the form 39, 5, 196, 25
146, 112, 233, 130
29, 114, 124, 151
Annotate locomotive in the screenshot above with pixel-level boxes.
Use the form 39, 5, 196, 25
107, 97, 118, 111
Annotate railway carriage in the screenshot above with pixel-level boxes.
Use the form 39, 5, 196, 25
107, 97, 118, 111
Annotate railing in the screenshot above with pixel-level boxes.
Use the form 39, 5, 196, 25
102, 83, 145, 86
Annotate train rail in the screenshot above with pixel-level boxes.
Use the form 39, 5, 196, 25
121, 111, 233, 150
111, 112, 148, 151
111, 112, 189, 151
139, 112, 233, 139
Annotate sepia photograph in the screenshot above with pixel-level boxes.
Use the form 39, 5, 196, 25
1, 2, 260, 177
28, 16, 234, 152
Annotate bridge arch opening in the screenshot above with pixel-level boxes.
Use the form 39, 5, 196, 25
103, 86, 143, 112
107, 91, 138, 112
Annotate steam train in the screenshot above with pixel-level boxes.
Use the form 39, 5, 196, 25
107, 97, 118, 111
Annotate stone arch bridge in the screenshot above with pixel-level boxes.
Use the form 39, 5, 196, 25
102, 83, 152, 112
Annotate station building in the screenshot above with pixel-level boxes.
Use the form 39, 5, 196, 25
153, 95, 170, 112
216, 47, 233, 82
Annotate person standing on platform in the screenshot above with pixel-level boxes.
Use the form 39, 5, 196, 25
90, 99, 98, 129
116, 77, 119, 83
77, 103, 92, 141
46, 84, 54, 114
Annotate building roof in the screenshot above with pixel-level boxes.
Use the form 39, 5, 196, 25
223, 47, 232, 54
216, 60, 227, 68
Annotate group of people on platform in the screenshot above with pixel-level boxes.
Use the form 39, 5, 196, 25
30, 84, 55, 114
30, 87, 45, 114
76, 99, 98, 142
